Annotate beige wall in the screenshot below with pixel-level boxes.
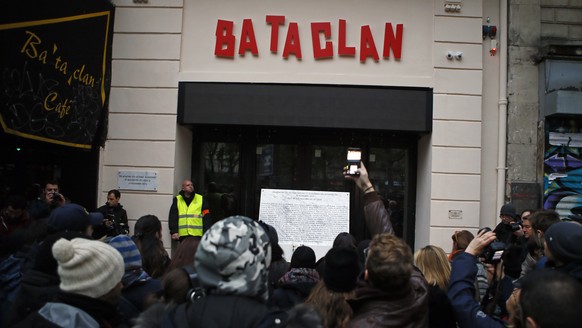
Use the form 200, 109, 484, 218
100, 0, 499, 254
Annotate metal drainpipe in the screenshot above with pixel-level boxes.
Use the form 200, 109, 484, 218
496, 0, 509, 212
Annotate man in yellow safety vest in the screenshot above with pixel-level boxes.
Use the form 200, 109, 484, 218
168, 180, 211, 241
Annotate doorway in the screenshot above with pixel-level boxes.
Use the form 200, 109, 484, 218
192, 125, 417, 245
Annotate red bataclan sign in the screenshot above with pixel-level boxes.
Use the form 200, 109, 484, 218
215, 15, 403, 62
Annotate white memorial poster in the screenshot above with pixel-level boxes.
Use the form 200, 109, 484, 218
258, 188, 350, 260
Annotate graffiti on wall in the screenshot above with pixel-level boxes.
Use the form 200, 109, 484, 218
544, 118, 582, 218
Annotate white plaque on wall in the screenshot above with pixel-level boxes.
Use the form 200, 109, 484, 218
118, 171, 158, 191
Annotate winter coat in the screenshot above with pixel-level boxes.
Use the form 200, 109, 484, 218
363, 192, 394, 236
347, 269, 429, 328
95, 204, 129, 238
447, 252, 506, 328
6, 268, 60, 326
165, 294, 271, 328
13, 291, 129, 328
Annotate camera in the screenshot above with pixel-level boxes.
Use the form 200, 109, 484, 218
346, 147, 362, 176
510, 221, 522, 232
477, 227, 507, 264
51, 192, 62, 206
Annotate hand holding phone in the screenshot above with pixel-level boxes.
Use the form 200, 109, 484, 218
346, 148, 362, 176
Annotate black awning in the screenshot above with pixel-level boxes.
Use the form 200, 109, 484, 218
178, 82, 432, 133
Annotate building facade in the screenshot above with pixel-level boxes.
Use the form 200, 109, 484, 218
97, 0, 509, 253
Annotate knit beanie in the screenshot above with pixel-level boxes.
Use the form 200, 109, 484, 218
290, 246, 316, 269
545, 222, 582, 264
108, 235, 150, 287
52, 237, 124, 298
323, 247, 360, 292
500, 204, 517, 218
195, 216, 271, 302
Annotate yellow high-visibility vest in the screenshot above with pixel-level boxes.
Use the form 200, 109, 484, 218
177, 194, 203, 237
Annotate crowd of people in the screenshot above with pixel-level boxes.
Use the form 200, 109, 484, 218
1, 164, 582, 327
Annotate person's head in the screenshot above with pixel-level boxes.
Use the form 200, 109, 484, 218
365, 233, 413, 291
106, 189, 121, 207
521, 216, 533, 239
530, 209, 560, 237
161, 266, 198, 304
543, 221, 582, 267
195, 216, 271, 302
52, 237, 124, 304
165, 236, 200, 274
451, 230, 474, 252
323, 247, 360, 293
134, 214, 162, 240
108, 234, 150, 287
42, 180, 59, 204
520, 209, 533, 221
509, 269, 582, 328
414, 245, 451, 290
305, 280, 354, 328
332, 232, 357, 250
207, 182, 219, 193
290, 246, 316, 269
284, 303, 324, 328
500, 204, 517, 225
47, 203, 103, 236
258, 220, 284, 262
3, 194, 27, 221
181, 180, 194, 195
33, 231, 90, 276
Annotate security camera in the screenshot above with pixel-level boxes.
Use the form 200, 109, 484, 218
455, 52, 463, 60
446, 51, 454, 60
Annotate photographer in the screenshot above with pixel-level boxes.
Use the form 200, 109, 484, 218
493, 204, 524, 246
448, 230, 506, 328
26, 180, 66, 220
95, 189, 129, 239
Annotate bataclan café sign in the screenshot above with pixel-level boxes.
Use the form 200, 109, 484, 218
214, 16, 404, 62
0, 0, 115, 149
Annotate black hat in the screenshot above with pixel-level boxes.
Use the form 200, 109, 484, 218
290, 246, 316, 269
545, 222, 582, 264
500, 204, 517, 218
323, 247, 360, 293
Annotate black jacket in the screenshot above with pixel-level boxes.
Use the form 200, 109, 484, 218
166, 294, 270, 328
95, 204, 129, 238
13, 291, 129, 328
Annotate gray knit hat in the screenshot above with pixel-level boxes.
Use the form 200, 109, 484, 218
52, 238, 124, 298
195, 216, 271, 301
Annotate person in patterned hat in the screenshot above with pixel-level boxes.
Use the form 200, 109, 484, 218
164, 216, 284, 327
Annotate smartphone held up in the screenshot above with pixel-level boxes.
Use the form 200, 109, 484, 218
346, 147, 362, 176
